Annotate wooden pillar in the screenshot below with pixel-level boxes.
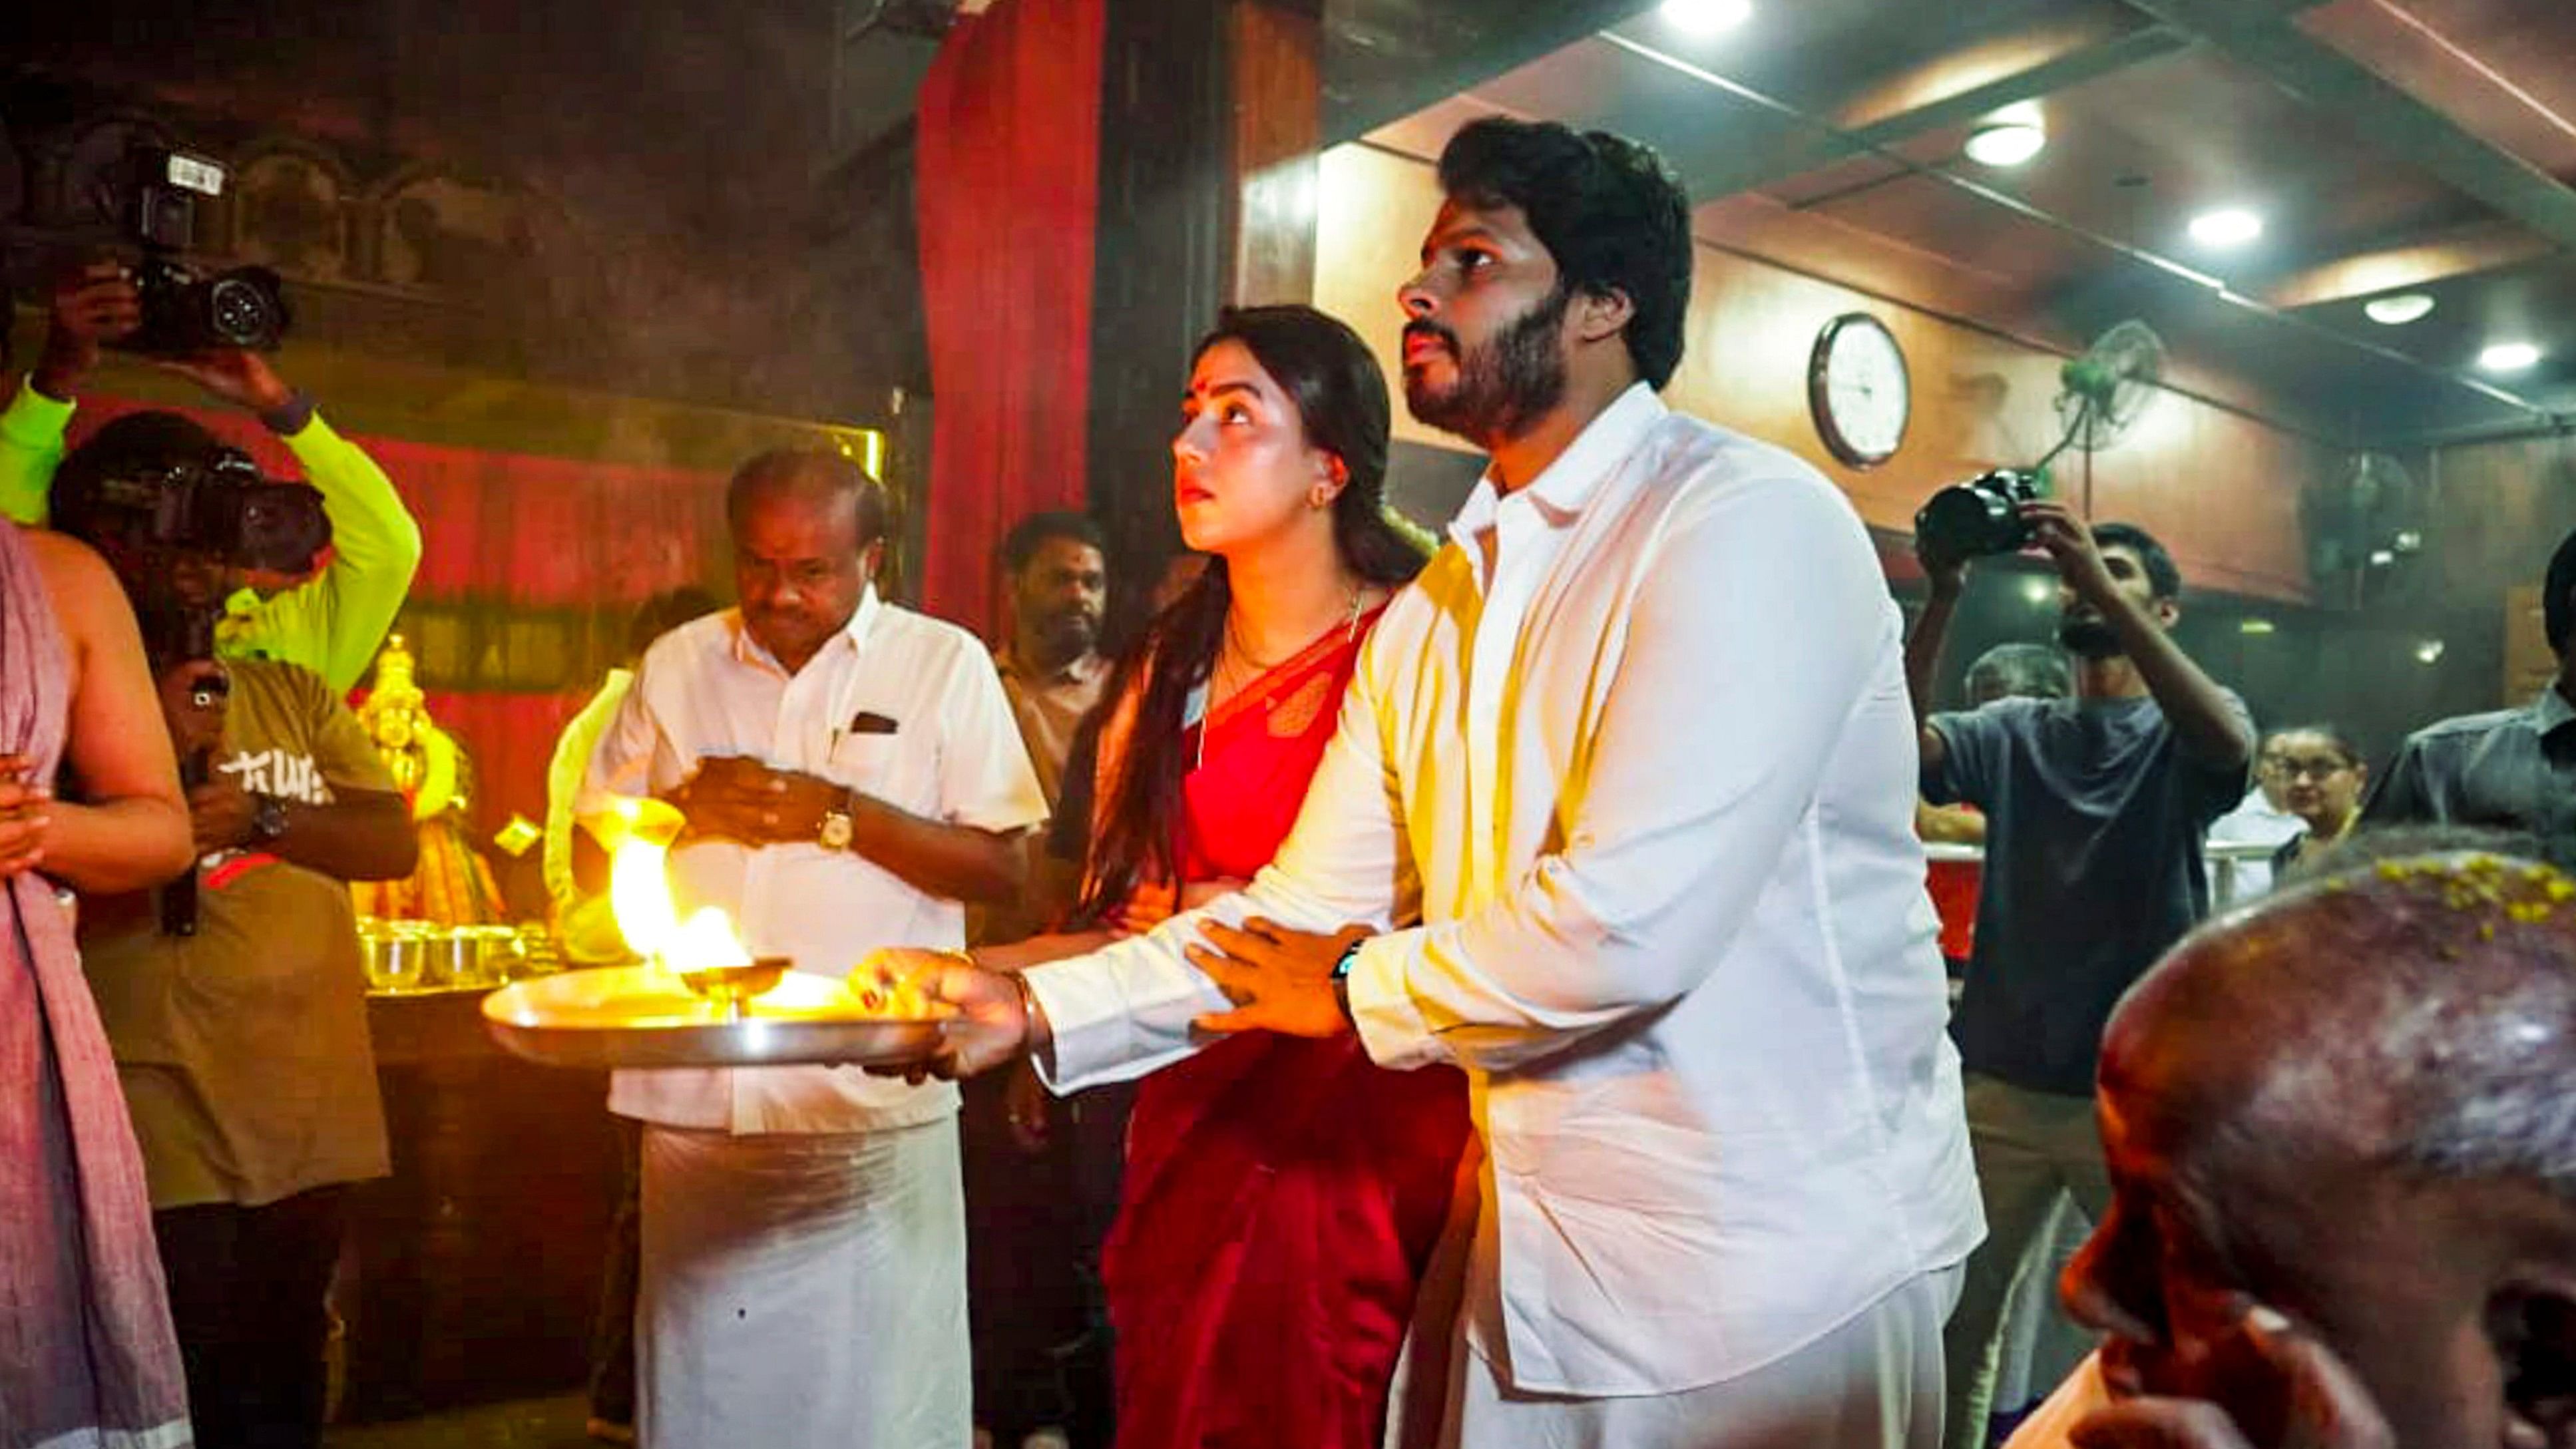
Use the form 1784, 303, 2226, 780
1086, 0, 1328, 639
1227, 0, 1323, 306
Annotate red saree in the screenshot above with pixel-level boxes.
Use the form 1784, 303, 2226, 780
1099, 610, 1470, 1449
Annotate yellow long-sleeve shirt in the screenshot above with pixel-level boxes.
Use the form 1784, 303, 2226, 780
0, 378, 422, 692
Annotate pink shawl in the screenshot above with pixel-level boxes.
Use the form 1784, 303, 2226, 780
0, 522, 192, 1448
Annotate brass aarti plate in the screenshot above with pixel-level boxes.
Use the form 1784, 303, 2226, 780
482, 964, 951, 1070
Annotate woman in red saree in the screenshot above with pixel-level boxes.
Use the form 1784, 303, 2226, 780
982, 306, 1472, 1449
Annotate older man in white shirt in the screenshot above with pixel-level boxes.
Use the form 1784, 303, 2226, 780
582, 451, 1045, 1449
892, 120, 1981, 1449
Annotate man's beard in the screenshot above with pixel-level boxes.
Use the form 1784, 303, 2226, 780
2056, 612, 2123, 660
1035, 608, 1098, 663
1404, 286, 1572, 443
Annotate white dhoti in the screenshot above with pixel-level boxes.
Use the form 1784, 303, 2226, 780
1441, 1266, 1960, 1449
638, 1119, 969, 1449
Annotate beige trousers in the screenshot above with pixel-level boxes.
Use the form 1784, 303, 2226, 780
1939, 1075, 2115, 1448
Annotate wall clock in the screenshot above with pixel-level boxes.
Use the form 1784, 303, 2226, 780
1809, 311, 1910, 469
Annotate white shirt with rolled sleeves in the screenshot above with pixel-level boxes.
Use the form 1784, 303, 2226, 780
1024, 384, 1985, 1398
582, 587, 1048, 1136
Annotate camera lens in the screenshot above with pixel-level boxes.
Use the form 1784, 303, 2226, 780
205, 274, 285, 349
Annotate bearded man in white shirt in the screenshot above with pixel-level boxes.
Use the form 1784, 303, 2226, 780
582, 450, 1046, 1449
884, 119, 1983, 1449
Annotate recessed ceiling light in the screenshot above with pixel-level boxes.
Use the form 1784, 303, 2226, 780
2368, 549, 2396, 568
2188, 208, 2264, 248
2480, 341, 2543, 373
1660, 0, 1752, 33
2416, 639, 2446, 665
2364, 293, 2436, 326
1964, 116, 2047, 168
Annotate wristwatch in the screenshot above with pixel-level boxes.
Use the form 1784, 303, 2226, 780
1331, 936, 1366, 1030
817, 792, 856, 852
250, 792, 290, 844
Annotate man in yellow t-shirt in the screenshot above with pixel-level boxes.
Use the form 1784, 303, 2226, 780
3, 259, 420, 692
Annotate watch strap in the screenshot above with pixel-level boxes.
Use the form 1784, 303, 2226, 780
250, 792, 290, 842
1330, 936, 1366, 982
258, 389, 319, 437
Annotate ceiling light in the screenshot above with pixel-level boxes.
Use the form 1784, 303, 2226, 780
2364, 293, 2436, 326
2416, 639, 2446, 665
2480, 341, 2543, 373
1964, 105, 2046, 168
2368, 549, 2396, 568
2188, 208, 2264, 248
1660, 0, 1752, 33
2238, 618, 2276, 636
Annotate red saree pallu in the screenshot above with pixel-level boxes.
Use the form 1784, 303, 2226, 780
1099, 609, 1472, 1449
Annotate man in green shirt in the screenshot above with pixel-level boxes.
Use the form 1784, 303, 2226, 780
1, 258, 421, 692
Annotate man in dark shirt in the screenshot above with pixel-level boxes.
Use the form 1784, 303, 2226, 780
1907, 504, 2253, 1449
2362, 526, 2576, 864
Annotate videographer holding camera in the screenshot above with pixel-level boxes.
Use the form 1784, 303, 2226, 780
1, 252, 421, 693
50, 411, 421, 1449
1905, 481, 2253, 1449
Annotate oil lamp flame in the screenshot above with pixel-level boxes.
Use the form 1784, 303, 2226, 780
604, 797, 753, 973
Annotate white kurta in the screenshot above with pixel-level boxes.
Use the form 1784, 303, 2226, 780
583, 589, 1046, 1449
583, 590, 1048, 1132
1027, 385, 1984, 1428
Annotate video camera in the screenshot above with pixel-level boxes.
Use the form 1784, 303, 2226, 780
110, 148, 291, 357
82, 447, 332, 576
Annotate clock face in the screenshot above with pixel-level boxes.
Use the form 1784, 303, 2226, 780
1810, 313, 1910, 468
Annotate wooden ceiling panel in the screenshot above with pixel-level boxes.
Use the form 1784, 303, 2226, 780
2302, 0, 2576, 181
2011, 47, 2489, 267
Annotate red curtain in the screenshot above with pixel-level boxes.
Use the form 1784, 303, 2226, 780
64, 398, 730, 859
915, 0, 1107, 638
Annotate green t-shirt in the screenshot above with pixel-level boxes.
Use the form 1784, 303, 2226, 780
80, 660, 398, 1209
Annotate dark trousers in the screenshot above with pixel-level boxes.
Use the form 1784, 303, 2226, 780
588, 1114, 644, 1427
154, 1185, 351, 1449
963, 1072, 1131, 1446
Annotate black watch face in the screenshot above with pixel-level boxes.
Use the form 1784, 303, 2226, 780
254, 795, 290, 840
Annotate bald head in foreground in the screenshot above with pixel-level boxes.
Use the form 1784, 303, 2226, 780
2011, 848, 2576, 1449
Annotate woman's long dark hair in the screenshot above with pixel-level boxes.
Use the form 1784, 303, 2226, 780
1073, 306, 1430, 923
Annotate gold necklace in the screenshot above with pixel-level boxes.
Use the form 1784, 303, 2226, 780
1194, 584, 1363, 771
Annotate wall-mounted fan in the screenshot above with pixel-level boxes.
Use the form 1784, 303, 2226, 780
2305, 449, 2427, 610
2034, 319, 2167, 509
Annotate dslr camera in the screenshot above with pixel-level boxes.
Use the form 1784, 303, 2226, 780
1914, 469, 2045, 562
112, 148, 291, 357
82, 447, 332, 576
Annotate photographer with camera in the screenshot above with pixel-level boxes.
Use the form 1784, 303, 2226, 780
1906, 486, 2252, 1449
51, 414, 420, 1449
0, 256, 421, 693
